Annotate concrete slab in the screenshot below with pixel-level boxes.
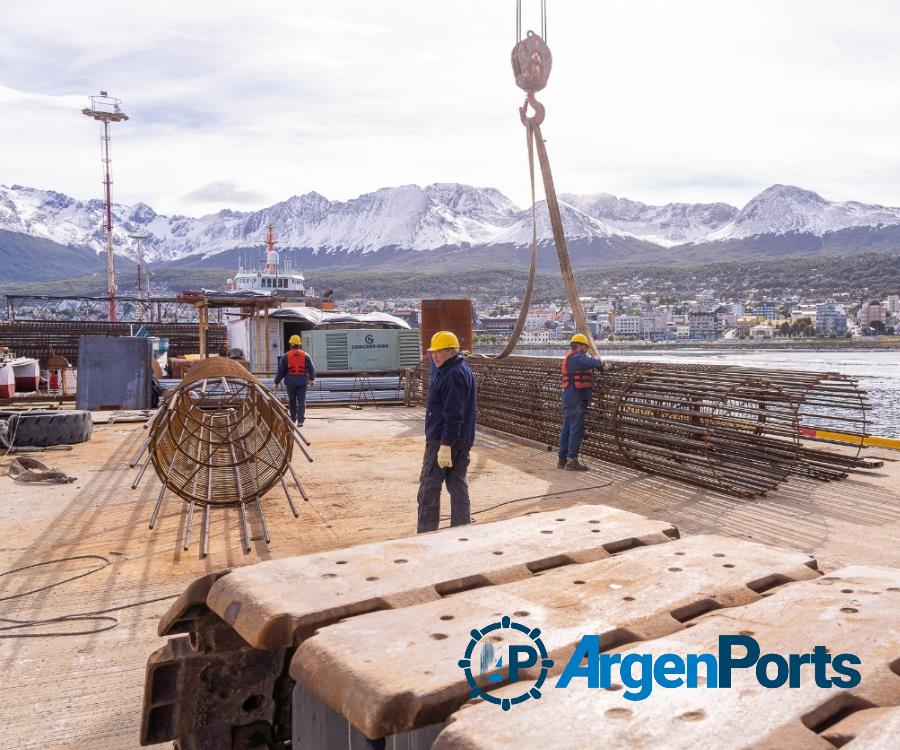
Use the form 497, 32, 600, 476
205, 504, 678, 649
432, 565, 900, 750
290, 535, 819, 739
838, 706, 900, 749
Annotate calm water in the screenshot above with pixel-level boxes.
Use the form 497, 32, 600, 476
476, 347, 900, 437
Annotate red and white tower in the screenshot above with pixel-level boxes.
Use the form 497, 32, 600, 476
82, 91, 129, 322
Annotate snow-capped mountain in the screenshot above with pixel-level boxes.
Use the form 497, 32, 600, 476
705, 184, 900, 241
3, 182, 900, 269
0, 182, 632, 262
560, 192, 738, 247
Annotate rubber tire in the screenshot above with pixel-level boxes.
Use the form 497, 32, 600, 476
0, 410, 93, 447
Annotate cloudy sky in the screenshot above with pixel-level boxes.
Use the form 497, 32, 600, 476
2, 1, 900, 216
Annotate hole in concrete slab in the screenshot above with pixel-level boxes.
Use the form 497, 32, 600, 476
671, 599, 723, 624
591, 529, 601, 533
492, 551, 504, 555
888, 587, 900, 592
489, 635, 503, 642
540, 530, 553, 534
335, 561, 347, 565
366, 576, 378, 581
605, 707, 632, 719
739, 630, 755, 637
890, 657, 900, 677
603, 538, 645, 555
678, 710, 706, 721
436, 574, 490, 597
801, 694, 876, 735
394, 559, 409, 564
458, 538, 469, 542
723, 564, 735, 569
599, 628, 639, 652
321, 573, 337, 578
513, 611, 530, 618
605, 683, 623, 691
556, 518, 566, 521
675, 552, 685, 556
668, 567, 682, 572
840, 608, 858, 614
242, 695, 264, 713
430, 633, 448, 640
526, 555, 570, 574
663, 528, 681, 539
440, 615, 454, 621
623, 596, 635, 602
589, 520, 600, 524
573, 580, 586, 585
746, 573, 792, 594
840, 589, 854, 594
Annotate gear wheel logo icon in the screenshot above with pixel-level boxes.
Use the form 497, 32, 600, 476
457, 615, 554, 711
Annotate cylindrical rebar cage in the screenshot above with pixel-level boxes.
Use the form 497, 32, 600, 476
149, 358, 294, 507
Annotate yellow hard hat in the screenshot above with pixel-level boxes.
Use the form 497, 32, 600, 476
427, 330, 460, 352
570, 333, 590, 346
288, 334, 302, 345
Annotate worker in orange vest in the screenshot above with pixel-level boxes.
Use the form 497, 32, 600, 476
274, 334, 316, 426
559, 333, 605, 471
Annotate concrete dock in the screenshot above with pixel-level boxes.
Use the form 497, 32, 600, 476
1, 406, 899, 749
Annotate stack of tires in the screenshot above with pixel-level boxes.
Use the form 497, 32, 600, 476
0, 410, 93, 448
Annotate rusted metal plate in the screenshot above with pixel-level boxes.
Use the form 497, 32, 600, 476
432, 565, 900, 750
290, 535, 818, 739
206, 504, 678, 649
140, 634, 285, 746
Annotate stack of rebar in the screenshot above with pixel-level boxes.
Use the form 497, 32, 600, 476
130, 357, 312, 556
0, 320, 226, 364
409, 356, 879, 498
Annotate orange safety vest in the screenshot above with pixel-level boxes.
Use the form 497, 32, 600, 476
561, 351, 594, 390
286, 348, 307, 376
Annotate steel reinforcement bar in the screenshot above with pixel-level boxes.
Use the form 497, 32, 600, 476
131, 357, 312, 556
408, 356, 878, 498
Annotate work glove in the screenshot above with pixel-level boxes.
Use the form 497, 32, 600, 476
437, 444, 453, 469
601, 362, 611, 372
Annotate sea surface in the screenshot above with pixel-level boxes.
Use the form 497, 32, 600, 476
475, 347, 900, 437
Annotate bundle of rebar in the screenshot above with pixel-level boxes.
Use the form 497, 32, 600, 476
130, 357, 312, 556
0, 320, 226, 364
408, 356, 879, 498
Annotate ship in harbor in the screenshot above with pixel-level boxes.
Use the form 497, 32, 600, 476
220, 226, 421, 377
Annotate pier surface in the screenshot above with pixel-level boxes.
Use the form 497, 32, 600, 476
1, 407, 899, 749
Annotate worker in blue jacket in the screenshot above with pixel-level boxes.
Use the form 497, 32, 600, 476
417, 330, 476, 533
559, 333, 605, 471
274, 334, 315, 426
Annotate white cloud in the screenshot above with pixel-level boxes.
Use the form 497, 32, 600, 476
2, 0, 900, 215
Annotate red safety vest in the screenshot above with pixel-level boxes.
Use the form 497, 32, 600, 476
561, 351, 594, 390
286, 348, 307, 376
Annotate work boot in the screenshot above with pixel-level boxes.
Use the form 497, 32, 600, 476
565, 459, 589, 472
557, 458, 567, 469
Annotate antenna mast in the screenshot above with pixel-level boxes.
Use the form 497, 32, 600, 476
82, 91, 129, 322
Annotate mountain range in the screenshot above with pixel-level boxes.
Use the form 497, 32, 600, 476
3, 181, 900, 284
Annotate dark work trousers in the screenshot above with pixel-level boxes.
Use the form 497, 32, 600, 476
286, 381, 308, 423
558, 399, 588, 461
416, 439, 472, 533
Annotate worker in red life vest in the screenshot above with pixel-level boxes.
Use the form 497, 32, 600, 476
559, 333, 605, 471
274, 334, 316, 426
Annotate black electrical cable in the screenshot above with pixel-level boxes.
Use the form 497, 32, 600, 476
0, 555, 177, 639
